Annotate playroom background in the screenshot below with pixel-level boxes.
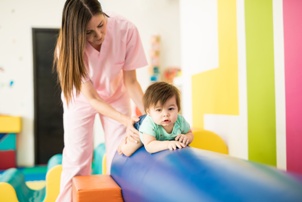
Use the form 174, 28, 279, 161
0, 0, 301, 189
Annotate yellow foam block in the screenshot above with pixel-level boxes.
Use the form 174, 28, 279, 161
0, 116, 22, 133
190, 129, 228, 154
26, 180, 46, 190
44, 165, 62, 202
102, 154, 107, 174
72, 175, 123, 202
0, 182, 19, 202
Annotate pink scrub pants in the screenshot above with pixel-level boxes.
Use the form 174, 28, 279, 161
56, 93, 131, 202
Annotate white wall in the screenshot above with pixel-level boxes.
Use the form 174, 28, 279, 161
179, 0, 287, 169
179, 0, 249, 160
179, 0, 218, 126
0, 0, 180, 166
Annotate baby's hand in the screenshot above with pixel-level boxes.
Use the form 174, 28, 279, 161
175, 134, 191, 145
167, 141, 186, 151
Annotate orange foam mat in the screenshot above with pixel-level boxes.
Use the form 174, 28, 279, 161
72, 175, 123, 202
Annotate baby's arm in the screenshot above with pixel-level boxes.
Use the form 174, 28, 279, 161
118, 137, 143, 157
142, 133, 186, 154
175, 130, 194, 145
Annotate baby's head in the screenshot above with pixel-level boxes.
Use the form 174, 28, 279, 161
143, 81, 181, 113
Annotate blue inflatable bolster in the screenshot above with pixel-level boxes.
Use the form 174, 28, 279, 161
111, 147, 302, 202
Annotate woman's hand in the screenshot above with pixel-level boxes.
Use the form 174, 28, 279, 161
125, 116, 140, 143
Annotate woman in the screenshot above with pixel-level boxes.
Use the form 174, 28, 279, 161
53, 0, 147, 201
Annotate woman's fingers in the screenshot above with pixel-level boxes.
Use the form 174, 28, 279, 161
131, 116, 140, 123
126, 127, 140, 143
128, 134, 140, 143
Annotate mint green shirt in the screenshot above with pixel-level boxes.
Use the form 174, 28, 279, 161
139, 114, 191, 141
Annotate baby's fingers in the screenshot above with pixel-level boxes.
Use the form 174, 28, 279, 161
179, 138, 186, 144
175, 134, 184, 141
168, 143, 176, 150
177, 142, 186, 149
176, 135, 186, 143
181, 138, 189, 145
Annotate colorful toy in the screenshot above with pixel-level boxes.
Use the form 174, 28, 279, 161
43, 154, 62, 202
149, 35, 161, 82
0, 143, 106, 202
0, 133, 17, 169
0, 115, 21, 170
0, 154, 62, 202
72, 175, 122, 202
0, 168, 46, 202
0, 115, 21, 133
0, 150, 16, 170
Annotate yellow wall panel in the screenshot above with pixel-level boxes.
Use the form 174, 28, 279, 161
192, 0, 239, 129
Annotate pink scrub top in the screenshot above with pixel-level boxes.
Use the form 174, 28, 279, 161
83, 13, 148, 103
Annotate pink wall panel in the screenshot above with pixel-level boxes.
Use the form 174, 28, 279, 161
284, 0, 302, 174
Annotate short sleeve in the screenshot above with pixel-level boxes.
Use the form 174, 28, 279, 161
139, 115, 157, 138
179, 115, 191, 134
124, 24, 148, 70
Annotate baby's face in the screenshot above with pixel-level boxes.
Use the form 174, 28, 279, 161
148, 96, 179, 131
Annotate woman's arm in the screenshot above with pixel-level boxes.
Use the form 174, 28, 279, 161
142, 134, 186, 154
123, 70, 144, 114
81, 80, 137, 132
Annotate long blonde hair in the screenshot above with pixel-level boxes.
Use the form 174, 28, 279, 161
53, 0, 104, 104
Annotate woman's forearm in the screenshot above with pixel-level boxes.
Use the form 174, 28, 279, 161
123, 70, 144, 114
81, 80, 130, 126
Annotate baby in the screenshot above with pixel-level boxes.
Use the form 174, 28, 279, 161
119, 81, 193, 156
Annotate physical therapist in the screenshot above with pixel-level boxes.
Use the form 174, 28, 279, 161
53, 0, 147, 201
